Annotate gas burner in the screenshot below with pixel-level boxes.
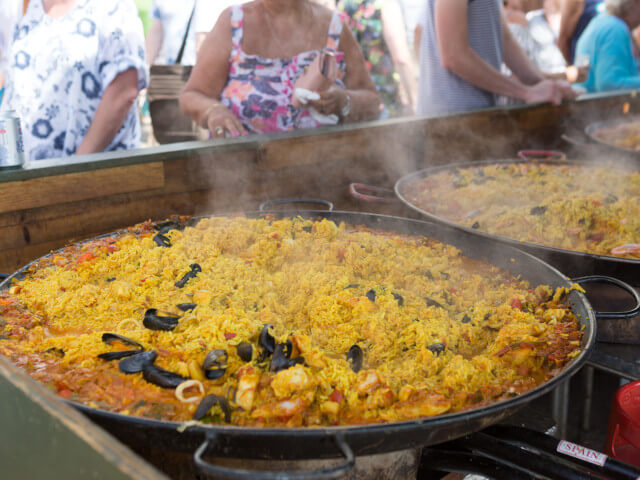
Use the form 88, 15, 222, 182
418, 426, 639, 480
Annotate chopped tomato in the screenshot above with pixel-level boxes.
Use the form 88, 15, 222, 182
224, 332, 236, 340
76, 252, 95, 263
337, 248, 346, 261
448, 287, 460, 295
270, 233, 280, 240
329, 389, 343, 403
107, 244, 116, 253
510, 298, 522, 310
592, 200, 602, 207
587, 232, 604, 243
58, 388, 73, 399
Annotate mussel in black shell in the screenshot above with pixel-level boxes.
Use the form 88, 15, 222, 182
143, 308, 180, 331
425, 297, 445, 309
236, 342, 253, 362
142, 364, 187, 389
119, 350, 158, 374
153, 233, 172, 248
392, 292, 403, 306
259, 324, 276, 355
154, 220, 182, 234
427, 343, 446, 356
269, 341, 304, 372
347, 344, 363, 372
530, 206, 547, 216
203, 349, 228, 379
176, 303, 197, 312
175, 264, 202, 288
193, 394, 232, 422
98, 333, 144, 360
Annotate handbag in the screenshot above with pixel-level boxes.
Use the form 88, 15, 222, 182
147, 4, 206, 144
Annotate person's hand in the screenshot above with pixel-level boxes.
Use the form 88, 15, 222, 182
524, 79, 577, 105
204, 103, 246, 138
565, 65, 589, 83
554, 79, 579, 102
308, 86, 348, 116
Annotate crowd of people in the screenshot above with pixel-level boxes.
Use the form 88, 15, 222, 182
1, 0, 639, 161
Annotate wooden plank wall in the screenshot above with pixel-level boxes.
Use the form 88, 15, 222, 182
0, 93, 638, 273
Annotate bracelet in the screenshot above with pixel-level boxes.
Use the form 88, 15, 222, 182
340, 92, 351, 120
201, 103, 226, 128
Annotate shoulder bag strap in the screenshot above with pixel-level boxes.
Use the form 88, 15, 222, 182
175, 2, 196, 64
23, 0, 30, 15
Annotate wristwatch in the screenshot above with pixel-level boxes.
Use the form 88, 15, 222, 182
340, 93, 351, 120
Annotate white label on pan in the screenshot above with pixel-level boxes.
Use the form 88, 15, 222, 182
557, 440, 607, 466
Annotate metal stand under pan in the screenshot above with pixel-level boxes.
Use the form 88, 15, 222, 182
126, 445, 420, 480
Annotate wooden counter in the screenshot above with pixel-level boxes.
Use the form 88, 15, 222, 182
0, 356, 167, 479
0, 90, 638, 273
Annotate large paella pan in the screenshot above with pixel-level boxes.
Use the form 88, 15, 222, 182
354, 153, 640, 286
0, 210, 632, 478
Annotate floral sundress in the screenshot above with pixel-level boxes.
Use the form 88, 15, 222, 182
339, 0, 397, 117
220, 5, 346, 134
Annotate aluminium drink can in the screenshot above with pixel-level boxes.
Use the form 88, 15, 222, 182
0, 110, 25, 168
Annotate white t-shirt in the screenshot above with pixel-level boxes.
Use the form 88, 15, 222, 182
0, 1, 23, 79
1, 0, 148, 161
152, 0, 197, 65
194, 0, 251, 35
526, 9, 567, 74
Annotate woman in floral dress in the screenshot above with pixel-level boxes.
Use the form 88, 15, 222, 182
339, 0, 417, 117
180, 0, 380, 137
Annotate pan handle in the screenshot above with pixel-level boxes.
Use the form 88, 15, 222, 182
573, 276, 640, 319
349, 183, 398, 203
259, 198, 334, 212
561, 133, 591, 148
193, 432, 355, 479
517, 150, 567, 162
0, 273, 9, 281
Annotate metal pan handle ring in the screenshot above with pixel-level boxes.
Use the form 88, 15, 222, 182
349, 183, 398, 203
193, 432, 355, 479
561, 133, 591, 148
517, 150, 567, 162
573, 276, 640, 319
259, 198, 334, 212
